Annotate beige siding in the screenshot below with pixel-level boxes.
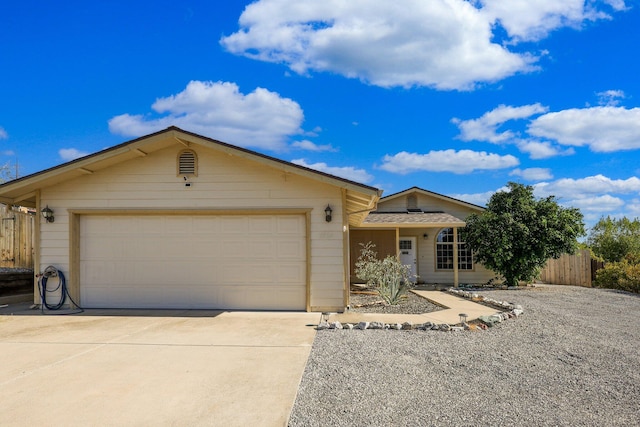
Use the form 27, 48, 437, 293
369, 192, 496, 284
377, 193, 478, 220
399, 229, 496, 284
39, 144, 347, 311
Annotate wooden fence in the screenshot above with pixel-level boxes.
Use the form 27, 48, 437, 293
0, 204, 34, 269
538, 249, 600, 287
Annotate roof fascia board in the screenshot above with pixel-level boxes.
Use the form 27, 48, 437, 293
0, 127, 381, 199
0, 130, 172, 194
380, 186, 484, 211
356, 222, 465, 229
176, 129, 382, 197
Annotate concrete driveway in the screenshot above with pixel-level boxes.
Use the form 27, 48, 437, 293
0, 304, 319, 426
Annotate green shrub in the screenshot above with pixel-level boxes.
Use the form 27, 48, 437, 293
354, 242, 415, 305
594, 254, 640, 293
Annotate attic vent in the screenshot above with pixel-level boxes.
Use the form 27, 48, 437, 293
178, 150, 197, 176
407, 194, 418, 210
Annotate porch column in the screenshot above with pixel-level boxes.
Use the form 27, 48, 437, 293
453, 226, 459, 287
395, 227, 400, 257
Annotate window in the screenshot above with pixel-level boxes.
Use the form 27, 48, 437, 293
436, 228, 473, 270
178, 150, 197, 176
399, 240, 412, 250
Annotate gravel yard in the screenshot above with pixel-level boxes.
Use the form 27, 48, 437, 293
289, 285, 640, 426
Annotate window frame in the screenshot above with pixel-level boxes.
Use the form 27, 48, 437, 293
435, 227, 474, 271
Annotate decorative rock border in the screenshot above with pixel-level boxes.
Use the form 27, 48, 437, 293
317, 288, 524, 332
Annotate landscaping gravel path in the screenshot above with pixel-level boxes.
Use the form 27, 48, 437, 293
289, 285, 640, 426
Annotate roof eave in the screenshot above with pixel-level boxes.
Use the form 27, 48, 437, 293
354, 221, 466, 229
0, 127, 382, 207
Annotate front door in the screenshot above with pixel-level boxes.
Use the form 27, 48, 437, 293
399, 237, 417, 282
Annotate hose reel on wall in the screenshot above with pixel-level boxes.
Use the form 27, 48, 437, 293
37, 265, 83, 313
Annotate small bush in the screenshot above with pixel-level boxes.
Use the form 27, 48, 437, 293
594, 254, 640, 293
354, 242, 415, 305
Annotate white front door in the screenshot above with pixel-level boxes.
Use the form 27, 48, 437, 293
399, 237, 417, 282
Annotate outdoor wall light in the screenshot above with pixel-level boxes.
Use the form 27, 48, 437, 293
324, 204, 333, 222
423, 233, 429, 240
41, 205, 54, 223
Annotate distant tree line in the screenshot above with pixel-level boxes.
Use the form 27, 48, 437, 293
587, 216, 640, 293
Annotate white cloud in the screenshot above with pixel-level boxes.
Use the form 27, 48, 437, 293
221, 1, 626, 90
0, 127, 7, 140
109, 81, 304, 151
510, 167, 553, 181
626, 199, 640, 217
596, 89, 626, 106
291, 158, 373, 183
453, 103, 548, 142
515, 140, 575, 159
1, 150, 15, 156
480, 0, 624, 42
448, 189, 502, 207
535, 175, 640, 198
292, 139, 337, 152
528, 106, 640, 152
563, 194, 626, 213
458, 102, 640, 156
59, 148, 90, 161
452, 173, 639, 227
221, 0, 534, 90
379, 149, 519, 174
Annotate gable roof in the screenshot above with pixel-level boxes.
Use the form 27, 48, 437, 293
379, 186, 485, 211
0, 127, 382, 225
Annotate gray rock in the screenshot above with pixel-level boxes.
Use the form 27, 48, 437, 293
423, 322, 435, 330
317, 322, 330, 330
402, 322, 413, 330
388, 323, 402, 330
330, 321, 343, 329
439, 324, 451, 332
369, 321, 384, 329
357, 321, 370, 330
343, 323, 354, 330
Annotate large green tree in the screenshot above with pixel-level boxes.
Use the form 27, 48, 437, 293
461, 182, 585, 287
587, 216, 640, 262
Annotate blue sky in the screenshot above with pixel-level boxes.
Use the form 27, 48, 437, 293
2, 0, 640, 228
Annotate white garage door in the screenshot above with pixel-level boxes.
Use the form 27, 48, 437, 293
79, 214, 306, 310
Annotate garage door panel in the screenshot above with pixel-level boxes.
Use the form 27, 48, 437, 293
278, 216, 304, 234
278, 240, 305, 259
191, 216, 221, 233
220, 217, 247, 233
80, 214, 306, 310
278, 264, 306, 283
246, 241, 273, 258
249, 216, 274, 233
